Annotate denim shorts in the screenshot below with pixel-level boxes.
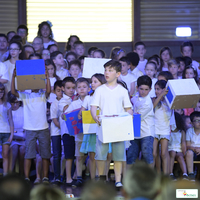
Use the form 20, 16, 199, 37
154, 134, 170, 141
127, 136, 154, 164
95, 136, 126, 161
0, 133, 11, 145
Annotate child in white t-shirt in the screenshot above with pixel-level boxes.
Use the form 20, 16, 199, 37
66, 77, 90, 187
134, 41, 147, 74
51, 51, 68, 80
11, 68, 51, 182
50, 80, 63, 183
0, 83, 14, 175
91, 60, 133, 188
58, 77, 76, 186
127, 75, 154, 167
118, 56, 136, 96
144, 61, 157, 98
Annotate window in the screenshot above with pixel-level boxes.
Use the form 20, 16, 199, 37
27, 0, 132, 42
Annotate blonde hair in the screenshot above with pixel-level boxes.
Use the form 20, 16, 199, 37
168, 59, 179, 68
30, 185, 67, 200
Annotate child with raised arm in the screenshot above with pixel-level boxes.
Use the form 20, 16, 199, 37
127, 75, 154, 167
66, 78, 90, 187
134, 41, 147, 74
90, 60, 133, 188
11, 67, 51, 183
185, 111, 200, 181
58, 77, 76, 186
50, 80, 63, 184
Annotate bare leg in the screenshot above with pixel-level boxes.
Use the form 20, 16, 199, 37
114, 161, 122, 183
122, 161, 126, 176
66, 159, 73, 183
42, 158, 49, 178
169, 150, 176, 174
9, 144, 19, 172
19, 145, 25, 175
96, 160, 106, 176
176, 152, 187, 174
153, 138, 159, 168
160, 139, 169, 174
24, 159, 32, 178
2, 144, 10, 175
186, 150, 194, 173
89, 152, 96, 179
35, 154, 42, 179
105, 153, 112, 180
76, 156, 83, 177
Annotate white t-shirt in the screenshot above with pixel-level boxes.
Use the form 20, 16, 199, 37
56, 68, 68, 80
0, 102, 11, 133
120, 73, 136, 92
0, 62, 9, 87
137, 59, 147, 75
43, 40, 55, 49
50, 98, 61, 136
131, 94, 154, 138
129, 67, 143, 80
58, 94, 72, 135
66, 98, 83, 142
186, 127, 200, 147
18, 91, 48, 130
91, 84, 132, 115
149, 78, 157, 98
154, 101, 172, 135
12, 106, 24, 138
82, 95, 93, 110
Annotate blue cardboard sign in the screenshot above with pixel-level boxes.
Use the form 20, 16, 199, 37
133, 113, 141, 137
166, 86, 173, 104
64, 109, 83, 136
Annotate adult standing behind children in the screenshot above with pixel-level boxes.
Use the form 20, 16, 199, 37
91, 60, 133, 188
11, 67, 51, 183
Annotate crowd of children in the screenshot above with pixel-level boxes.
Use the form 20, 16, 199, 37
0, 21, 200, 188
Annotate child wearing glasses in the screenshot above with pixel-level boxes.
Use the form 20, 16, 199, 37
185, 111, 200, 181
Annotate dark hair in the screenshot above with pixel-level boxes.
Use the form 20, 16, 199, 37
182, 64, 198, 82
137, 75, 152, 88
37, 21, 53, 40
134, 41, 146, 49
148, 55, 160, 70
47, 44, 58, 51
174, 112, 186, 132
10, 35, 22, 44
7, 31, 16, 38
74, 41, 84, 48
155, 80, 167, 89
104, 60, 122, 73
76, 77, 90, 87
183, 56, 192, 67
65, 35, 80, 51
190, 111, 200, 122
62, 76, 76, 87
78, 55, 87, 61
159, 46, 173, 69
7, 91, 22, 107
117, 80, 128, 90
50, 51, 63, 60
93, 49, 106, 58
21, 45, 35, 60
145, 61, 157, 71
119, 56, 131, 65
0, 173, 31, 200
54, 80, 63, 91
69, 59, 81, 70
45, 59, 60, 80
17, 24, 28, 34
158, 71, 174, 81
88, 46, 98, 55
28, 53, 42, 59
110, 47, 125, 60
65, 51, 77, 61
176, 56, 185, 63
91, 73, 106, 85
0, 33, 8, 41
180, 41, 194, 53
7, 41, 23, 60
126, 52, 140, 67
